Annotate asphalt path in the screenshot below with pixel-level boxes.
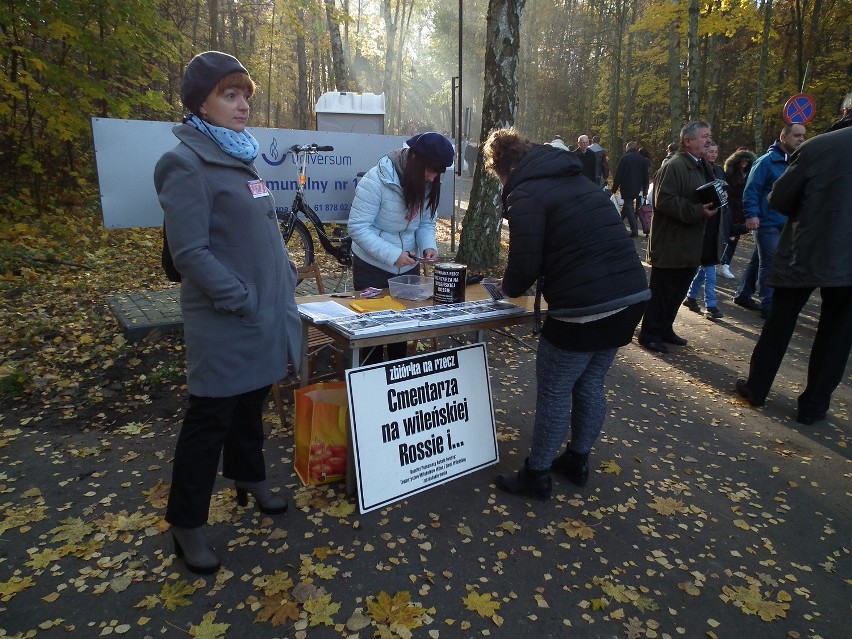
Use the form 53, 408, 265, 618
1, 235, 849, 639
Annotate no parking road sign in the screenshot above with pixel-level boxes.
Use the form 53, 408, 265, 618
783, 93, 816, 124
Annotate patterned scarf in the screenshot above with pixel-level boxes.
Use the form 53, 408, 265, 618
184, 114, 259, 162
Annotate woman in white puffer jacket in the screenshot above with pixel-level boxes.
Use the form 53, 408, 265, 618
347, 132, 454, 361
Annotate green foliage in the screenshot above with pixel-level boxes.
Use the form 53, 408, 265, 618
0, 0, 186, 214
0, 0, 849, 228
0, 366, 27, 403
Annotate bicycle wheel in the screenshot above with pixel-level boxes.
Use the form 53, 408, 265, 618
282, 218, 315, 268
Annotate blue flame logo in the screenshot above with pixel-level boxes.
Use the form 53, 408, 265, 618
261, 137, 287, 166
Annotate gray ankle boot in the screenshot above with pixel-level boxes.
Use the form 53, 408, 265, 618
171, 526, 220, 575
234, 480, 289, 514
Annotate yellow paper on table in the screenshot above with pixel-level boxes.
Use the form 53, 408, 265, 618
294, 381, 349, 486
349, 296, 406, 313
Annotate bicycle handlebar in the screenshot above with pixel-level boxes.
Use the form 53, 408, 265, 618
289, 144, 334, 153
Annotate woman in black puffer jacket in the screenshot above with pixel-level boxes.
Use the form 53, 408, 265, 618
484, 128, 650, 501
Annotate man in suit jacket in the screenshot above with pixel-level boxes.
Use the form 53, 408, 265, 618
636, 121, 720, 354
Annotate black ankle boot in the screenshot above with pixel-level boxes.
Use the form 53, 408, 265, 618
497, 459, 552, 501
551, 448, 589, 487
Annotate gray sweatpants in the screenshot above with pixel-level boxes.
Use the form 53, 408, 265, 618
527, 337, 617, 471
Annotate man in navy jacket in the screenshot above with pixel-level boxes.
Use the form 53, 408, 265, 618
732, 123, 806, 317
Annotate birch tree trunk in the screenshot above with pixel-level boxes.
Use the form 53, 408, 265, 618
687, 0, 699, 119
295, 9, 310, 130
667, 1, 683, 142
620, 0, 638, 146
208, 0, 219, 50
754, 0, 772, 150
382, 0, 400, 131
607, 0, 626, 158
456, 0, 526, 269
325, 0, 352, 91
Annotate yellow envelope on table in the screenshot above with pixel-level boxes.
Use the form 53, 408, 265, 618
349, 296, 406, 313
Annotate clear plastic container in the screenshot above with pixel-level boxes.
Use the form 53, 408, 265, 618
388, 275, 434, 301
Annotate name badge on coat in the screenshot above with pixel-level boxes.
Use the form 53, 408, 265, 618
247, 179, 270, 198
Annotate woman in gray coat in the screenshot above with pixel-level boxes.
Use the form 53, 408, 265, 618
154, 51, 301, 574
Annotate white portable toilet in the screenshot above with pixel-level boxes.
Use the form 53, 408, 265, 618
315, 92, 385, 134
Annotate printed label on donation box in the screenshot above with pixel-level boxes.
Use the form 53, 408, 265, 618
346, 343, 499, 513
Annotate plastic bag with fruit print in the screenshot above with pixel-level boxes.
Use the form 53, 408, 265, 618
294, 381, 349, 485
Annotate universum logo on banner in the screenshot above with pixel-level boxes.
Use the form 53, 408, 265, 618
260, 137, 356, 213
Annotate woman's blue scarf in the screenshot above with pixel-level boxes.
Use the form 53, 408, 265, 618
184, 114, 259, 162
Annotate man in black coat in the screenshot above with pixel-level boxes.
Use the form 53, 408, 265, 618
574, 135, 598, 183
736, 122, 852, 425
612, 141, 650, 237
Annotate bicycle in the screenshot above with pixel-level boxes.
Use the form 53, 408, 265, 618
278, 144, 352, 272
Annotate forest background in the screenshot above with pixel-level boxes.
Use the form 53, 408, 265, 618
1, 0, 850, 272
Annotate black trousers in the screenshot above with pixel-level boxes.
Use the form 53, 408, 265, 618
746, 286, 852, 414
639, 266, 698, 341
620, 194, 638, 234
352, 253, 416, 364
166, 385, 271, 528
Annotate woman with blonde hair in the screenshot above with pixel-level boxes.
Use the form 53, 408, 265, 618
483, 127, 649, 500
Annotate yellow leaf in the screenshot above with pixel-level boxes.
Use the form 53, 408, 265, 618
591, 598, 609, 610
499, 521, 521, 534
558, 518, 595, 540
189, 611, 230, 638
601, 460, 622, 475
160, 579, 199, 611
648, 496, 686, 516
366, 591, 429, 629
462, 591, 500, 617
304, 593, 341, 627
255, 596, 300, 626
0, 576, 36, 602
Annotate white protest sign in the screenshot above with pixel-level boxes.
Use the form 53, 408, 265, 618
91, 117, 455, 228
346, 344, 499, 513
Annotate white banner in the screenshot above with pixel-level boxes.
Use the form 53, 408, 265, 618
346, 344, 499, 513
91, 117, 455, 228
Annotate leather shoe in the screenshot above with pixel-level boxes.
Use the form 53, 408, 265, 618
682, 297, 701, 313
638, 337, 669, 353
551, 448, 589, 487
662, 333, 688, 346
796, 411, 826, 425
735, 379, 765, 407
734, 297, 761, 311
497, 459, 552, 501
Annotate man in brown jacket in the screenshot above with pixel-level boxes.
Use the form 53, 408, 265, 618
636, 121, 720, 353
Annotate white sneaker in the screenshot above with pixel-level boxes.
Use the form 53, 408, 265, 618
719, 264, 735, 279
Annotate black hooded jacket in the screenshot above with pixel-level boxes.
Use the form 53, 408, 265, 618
500, 145, 650, 317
